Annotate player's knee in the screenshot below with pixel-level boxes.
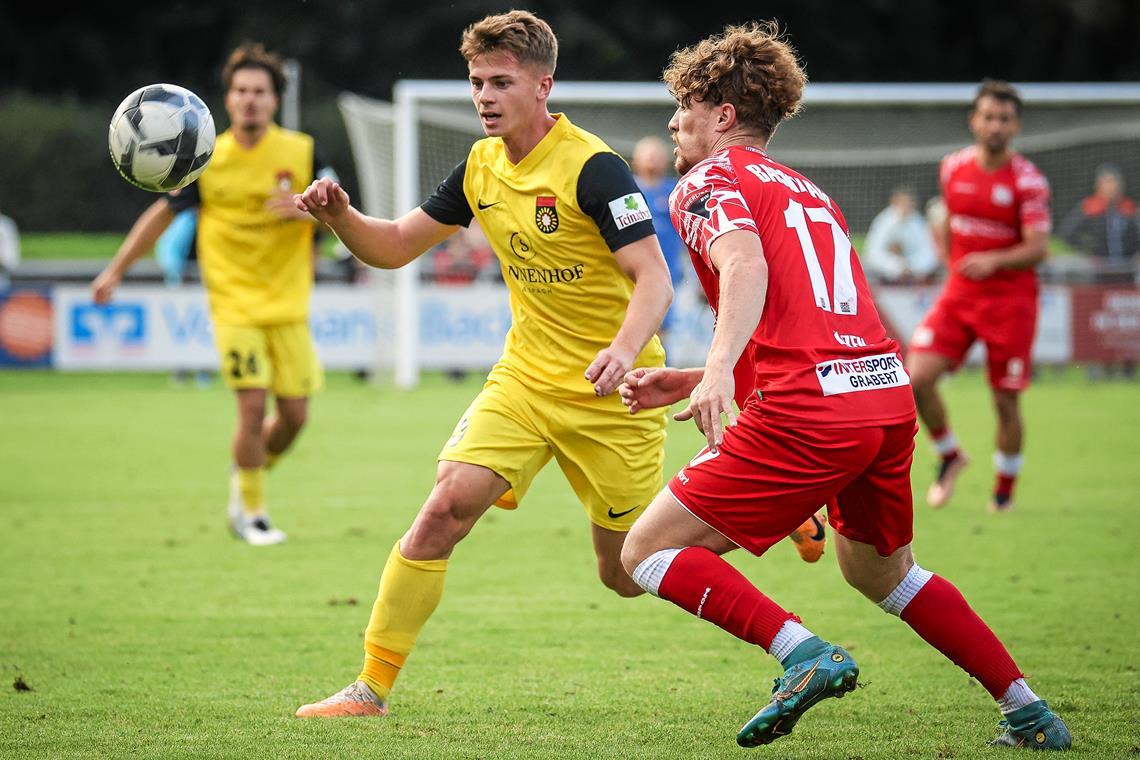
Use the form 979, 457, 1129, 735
908, 366, 937, 393
993, 391, 1020, 422
278, 404, 308, 432
600, 565, 644, 598
404, 498, 470, 556
619, 530, 650, 575
839, 547, 913, 602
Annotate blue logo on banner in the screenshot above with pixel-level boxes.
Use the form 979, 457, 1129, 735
71, 303, 146, 345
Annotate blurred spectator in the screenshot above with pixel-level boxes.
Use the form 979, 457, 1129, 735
154, 208, 211, 387
0, 206, 20, 287
156, 208, 198, 286
863, 187, 940, 283
427, 220, 497, 285
1059, 163, 1139, 264
631, 136, 685, 359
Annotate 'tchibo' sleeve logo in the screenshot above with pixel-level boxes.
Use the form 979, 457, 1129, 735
535, 196, 559, 233
608, 192, 651, 230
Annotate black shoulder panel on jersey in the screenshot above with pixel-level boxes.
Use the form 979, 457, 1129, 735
576, 152, 655, 253
420, 160, 473, 228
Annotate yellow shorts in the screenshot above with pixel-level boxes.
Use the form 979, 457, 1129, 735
213, 321, 324, 397
439, 367, 668, 531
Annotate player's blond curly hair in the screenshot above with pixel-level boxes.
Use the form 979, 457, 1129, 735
460, 10, 558, 74
663, 21, 806, 138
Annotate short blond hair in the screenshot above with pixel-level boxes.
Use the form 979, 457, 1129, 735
459, 10, 558, 73
663, 21, 806, 138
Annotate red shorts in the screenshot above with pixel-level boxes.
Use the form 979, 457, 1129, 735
910, 291, 1037, 392
667, 413, 917, 558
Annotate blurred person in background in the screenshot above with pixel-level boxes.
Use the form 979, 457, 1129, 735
1059, 162, 1139, 268
907, 80, 1051, 514
0, 205, 20, 287
631, 136, 686, 358
92, 42, 338, 546
863, 186, 940, 283
154, 208, 212, 387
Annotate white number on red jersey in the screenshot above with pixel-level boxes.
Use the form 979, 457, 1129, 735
783, 199, 858, 316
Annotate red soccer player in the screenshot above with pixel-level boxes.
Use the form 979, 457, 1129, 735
618, 25, 1069, 751
907, 80, 1051, 512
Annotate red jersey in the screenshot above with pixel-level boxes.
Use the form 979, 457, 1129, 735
940, 146, 1051, 298
670, 146, 914, 427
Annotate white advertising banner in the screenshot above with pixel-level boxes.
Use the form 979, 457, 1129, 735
53, 285, 381, 370
49, 282, 1073, 372
872, 284, 1072, 364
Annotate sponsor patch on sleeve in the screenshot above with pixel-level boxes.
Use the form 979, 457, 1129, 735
815, 352, 911, 396
608, 192, 652, 230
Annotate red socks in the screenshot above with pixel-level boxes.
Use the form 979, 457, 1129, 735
994, 473, 1017, 503
656, 546, 795, 650
900, 574, 1022, 698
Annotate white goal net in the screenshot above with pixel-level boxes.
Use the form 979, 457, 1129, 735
341, 82, 1140, 386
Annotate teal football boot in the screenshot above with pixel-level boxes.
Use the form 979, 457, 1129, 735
736, 644, 859, 747
991, 700, 1072, 751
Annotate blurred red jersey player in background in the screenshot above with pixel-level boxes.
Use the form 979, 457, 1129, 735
907, 80, 1051, 513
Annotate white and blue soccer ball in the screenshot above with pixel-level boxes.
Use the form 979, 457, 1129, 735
108, 83, 216, 192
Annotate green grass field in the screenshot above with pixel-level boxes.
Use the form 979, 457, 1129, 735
17, 232, 1077, 262
1, 370, 1138, 759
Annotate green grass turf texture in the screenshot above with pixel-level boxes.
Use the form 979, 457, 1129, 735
1, 369, 1137, 759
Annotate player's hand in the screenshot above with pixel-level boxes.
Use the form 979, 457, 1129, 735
267, 191, 314, 221
674, 367, 737, 451
618, 366, 691, 414
956, 251, 1000, 280
294, 178, 351, 225
586, 343, 636, 396
91, 269, 121, 305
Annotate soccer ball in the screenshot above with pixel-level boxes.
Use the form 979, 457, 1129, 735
108, 83, 216, 192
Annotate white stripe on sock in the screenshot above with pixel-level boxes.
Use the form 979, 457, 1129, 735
993, 451, 1024, 477
768, 619, 815, 662
933, 431, 959, 456
877, 564, 934, 617
998, 678, 1040, 714
631, 548, 682, 597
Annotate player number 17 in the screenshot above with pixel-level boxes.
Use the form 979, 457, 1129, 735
783, 199, 858, 316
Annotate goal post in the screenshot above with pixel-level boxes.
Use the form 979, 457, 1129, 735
340, 81, 1140, 387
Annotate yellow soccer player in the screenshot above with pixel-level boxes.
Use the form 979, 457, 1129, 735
292, 10, 674, 717
93, 43, 336, 546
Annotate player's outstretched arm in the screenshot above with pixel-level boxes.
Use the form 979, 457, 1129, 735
294, 178, 456, 270
619, 366, 704, 414
92, 198, 175, 304
676, 229, 768, 450
585, 236, 673, 396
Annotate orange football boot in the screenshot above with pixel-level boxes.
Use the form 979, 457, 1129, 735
789, 509, 827, 563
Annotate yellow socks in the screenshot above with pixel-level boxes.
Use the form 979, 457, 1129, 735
265, 451, 280, 471
235, 467, 265, 516
358, 542, 448, 699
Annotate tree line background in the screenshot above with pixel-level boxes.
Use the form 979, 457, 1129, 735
1, 0, 1138, 231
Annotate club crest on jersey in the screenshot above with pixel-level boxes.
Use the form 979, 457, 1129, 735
535, 196, 559, 233
991, 183, 1014, 207
275, 170, 294, 193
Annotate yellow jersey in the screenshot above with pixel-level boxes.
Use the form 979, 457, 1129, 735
421, 114, 665, 398
169, 124, 317, 326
